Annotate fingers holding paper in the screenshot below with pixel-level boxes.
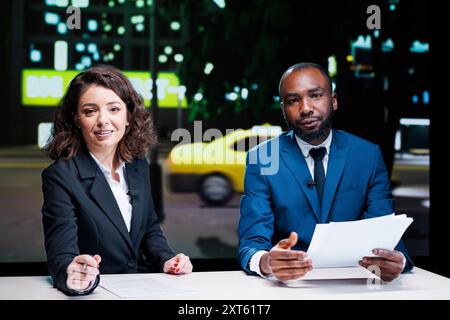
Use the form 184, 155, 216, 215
260, 232, 313, 281
359, 249, 404, 282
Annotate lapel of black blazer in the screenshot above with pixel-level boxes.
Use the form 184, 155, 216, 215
125, 160, 145, 248
280, 131, 321, 222
73, 150, 135, 253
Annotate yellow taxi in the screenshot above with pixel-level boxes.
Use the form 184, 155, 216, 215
165, 124, 282, 206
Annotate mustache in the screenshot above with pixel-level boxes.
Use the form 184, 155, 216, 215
295, 116, 322, 124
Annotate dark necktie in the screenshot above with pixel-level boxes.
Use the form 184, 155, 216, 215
309, 147, 326, 205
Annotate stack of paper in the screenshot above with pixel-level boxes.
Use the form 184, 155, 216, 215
307, 214, 413, 268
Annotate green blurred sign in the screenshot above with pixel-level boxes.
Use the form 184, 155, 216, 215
22, 69, 188, 108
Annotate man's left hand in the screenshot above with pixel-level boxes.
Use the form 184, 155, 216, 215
359, 249, 405, 282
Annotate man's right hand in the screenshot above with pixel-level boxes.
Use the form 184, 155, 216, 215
259, 232, 312, 281
66, 254, 101, 292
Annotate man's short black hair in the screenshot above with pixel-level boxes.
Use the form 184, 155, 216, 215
278, 62, 332, 96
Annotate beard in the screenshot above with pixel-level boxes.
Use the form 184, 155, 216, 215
285, 106, 334, 143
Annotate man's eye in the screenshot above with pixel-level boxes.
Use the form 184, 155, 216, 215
311, 94, 321, 99
285, 99, 297, 105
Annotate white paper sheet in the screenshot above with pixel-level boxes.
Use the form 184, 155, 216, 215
301, 266, 380, 280
307, 214, 413, 268
99, 275, 194, 299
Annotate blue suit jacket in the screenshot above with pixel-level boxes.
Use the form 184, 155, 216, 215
238, 129, 413, 274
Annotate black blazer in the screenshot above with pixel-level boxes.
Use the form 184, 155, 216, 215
41, 150, 175, 295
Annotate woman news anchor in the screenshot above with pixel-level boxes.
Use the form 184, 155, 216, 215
42, 64, 192, 296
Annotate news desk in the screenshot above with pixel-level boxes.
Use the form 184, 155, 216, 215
1, 267, 450, 300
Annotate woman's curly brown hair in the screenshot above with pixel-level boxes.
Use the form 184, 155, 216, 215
44, 64, 157, 162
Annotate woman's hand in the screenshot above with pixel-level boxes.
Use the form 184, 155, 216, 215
163, 253, 193, 275
66, 254, 101, 291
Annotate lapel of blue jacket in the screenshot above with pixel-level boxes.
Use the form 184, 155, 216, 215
125, 160, 144, 249
321, 130, 349, 223
280, 131, 321, 222
74, 150, 135, 254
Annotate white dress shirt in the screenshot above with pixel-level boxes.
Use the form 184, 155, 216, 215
295, 130, 333, 178
89, 153, 133, 232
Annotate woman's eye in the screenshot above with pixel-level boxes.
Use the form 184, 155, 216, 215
110, 106, 120, 112
84, 109, 95, 115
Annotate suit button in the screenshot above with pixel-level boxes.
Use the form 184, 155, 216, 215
127, 261, 136, 269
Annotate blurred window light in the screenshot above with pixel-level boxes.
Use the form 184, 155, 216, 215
108, 1, 115, 8
233, 86, 240, 93
381, 38, 394, 52
56, 0, 69, 7
352, 35, 372, 50
57, 22, 67, 34
164, 46, 173, 55
241, 88, 249, 100
409, 40, 429, 53
136, 0, 145, 8
46, 0, 57, 6
170, 21, 181, 31
117, 26, 126, 35
400, 118, 430, 126
194, 93, 203, 101
108, 52, 115, 60
75, 43, 85, 52
93, 52, 100, 61
412, 95, 419, 104
72, 0, 90, 8
87, 43, 97, 53
114, 44, 121, 51
332, 82, 336, 92
212, 0, 226, 9
104, 24, 112, 32
423, 91, 430, 104
81, 56, 92, 67
75, 63, 84, 70
45, 12, 60, 25
131, 15, 145, 24
136, 24, 144, 32
389, 4, 396, 11
394, 129, 401, 151
204, 62, 214, 75
328, 55, 337, 77
174, 53, 184, 62
225, 92, 238, 101
30, 50, 42, 63
373, 30, 380, 38
54, 41, 68, 71
158, 54, 168, 63
251, 83, 258, 90
87, 19, 98, 32
346, 55, 354, 63
38, 122, 54, 149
